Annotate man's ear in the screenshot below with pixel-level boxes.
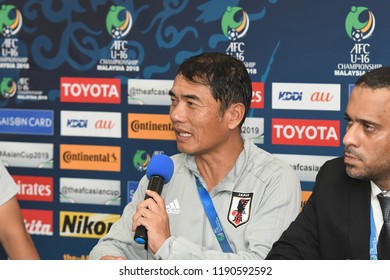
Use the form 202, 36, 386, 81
227, 103, 245, 130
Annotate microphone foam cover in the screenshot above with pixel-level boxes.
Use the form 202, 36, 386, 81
146, 154, 174, 183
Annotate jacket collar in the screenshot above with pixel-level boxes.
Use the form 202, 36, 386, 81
348, 179, 371, 259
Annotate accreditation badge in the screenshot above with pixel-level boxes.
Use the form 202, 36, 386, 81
227, 192, 253, 228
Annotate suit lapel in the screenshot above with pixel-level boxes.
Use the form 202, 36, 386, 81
348, 180, 371, 259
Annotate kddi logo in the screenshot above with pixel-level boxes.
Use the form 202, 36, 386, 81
279, 91, 303, 101
60, 211, 120, 238
67, 119, 88, 128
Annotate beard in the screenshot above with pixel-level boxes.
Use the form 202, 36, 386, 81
344, 147, 390, 184
344, 147, 368, 180
345, 163, 369, 180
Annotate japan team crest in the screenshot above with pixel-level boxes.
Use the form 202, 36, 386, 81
227, 192, 253, 227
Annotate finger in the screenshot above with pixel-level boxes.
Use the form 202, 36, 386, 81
145, 190, 166, 211
136, 196, 158, 212
136, 199, 149, 211
132, 210, 145, 224
132, 209, 142, 223
131, 208, 149, 231
131, 214, 146, 231
137, 197, 159, 214
133, 206, 153, 233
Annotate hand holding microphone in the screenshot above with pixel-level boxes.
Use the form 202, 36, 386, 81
133, 154, 174, 248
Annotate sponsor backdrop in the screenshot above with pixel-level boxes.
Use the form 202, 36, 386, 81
0, 0, 388, 259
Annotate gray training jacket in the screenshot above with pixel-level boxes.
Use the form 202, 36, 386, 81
89, 137, 301, 260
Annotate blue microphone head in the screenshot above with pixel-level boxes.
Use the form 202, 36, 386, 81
146, 154, 174, 183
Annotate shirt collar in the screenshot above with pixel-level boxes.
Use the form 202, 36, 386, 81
184, 137, 251, 193
371, 181, 390, 197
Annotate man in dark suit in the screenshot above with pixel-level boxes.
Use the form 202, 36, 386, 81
266, 66, 390, 260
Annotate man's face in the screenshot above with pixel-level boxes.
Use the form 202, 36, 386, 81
343, 85, 390, 188
169, 75, 232, 156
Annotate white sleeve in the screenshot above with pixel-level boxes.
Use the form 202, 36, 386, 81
0, 162, 18, 206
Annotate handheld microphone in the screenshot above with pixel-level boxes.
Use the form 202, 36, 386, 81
134, 154, 174, 245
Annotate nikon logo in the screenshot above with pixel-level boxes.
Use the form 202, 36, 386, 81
59, 211, 120, 238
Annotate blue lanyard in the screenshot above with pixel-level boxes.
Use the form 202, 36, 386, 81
195, 176, 234, 253
369, 206, 378, 260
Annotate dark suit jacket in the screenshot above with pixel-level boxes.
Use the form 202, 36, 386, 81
266, 157, 371, 260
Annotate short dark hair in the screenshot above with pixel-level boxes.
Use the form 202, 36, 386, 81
177, 52, 252, 126
355, 66, 390, 89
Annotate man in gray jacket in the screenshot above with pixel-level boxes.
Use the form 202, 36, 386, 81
89, 52, 301, 260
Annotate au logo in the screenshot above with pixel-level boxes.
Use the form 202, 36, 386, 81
106, 5, 132, 39
345, 6, 375, 42
221, 6, 250, 41
0, 4, 23, 37
0, 77, 16, 98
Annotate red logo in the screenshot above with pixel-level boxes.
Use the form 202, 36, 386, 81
251, 82, 264, 108
228, 192, 253, 227
272, 118, 340, 147
14, 175, 53, 202
310, 91, 334, 102
60, 77, 121, 104
21, 209, 53, 236
95, 120, 115, 129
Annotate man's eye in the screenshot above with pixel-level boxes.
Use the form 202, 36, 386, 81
364, 124, 374, 131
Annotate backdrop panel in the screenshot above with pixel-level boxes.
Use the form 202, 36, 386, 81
0, 0, 388, 259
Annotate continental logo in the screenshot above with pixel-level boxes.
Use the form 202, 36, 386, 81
60, 144, 121, 172
128, 113, 175, 140
59, 211, 120, 238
